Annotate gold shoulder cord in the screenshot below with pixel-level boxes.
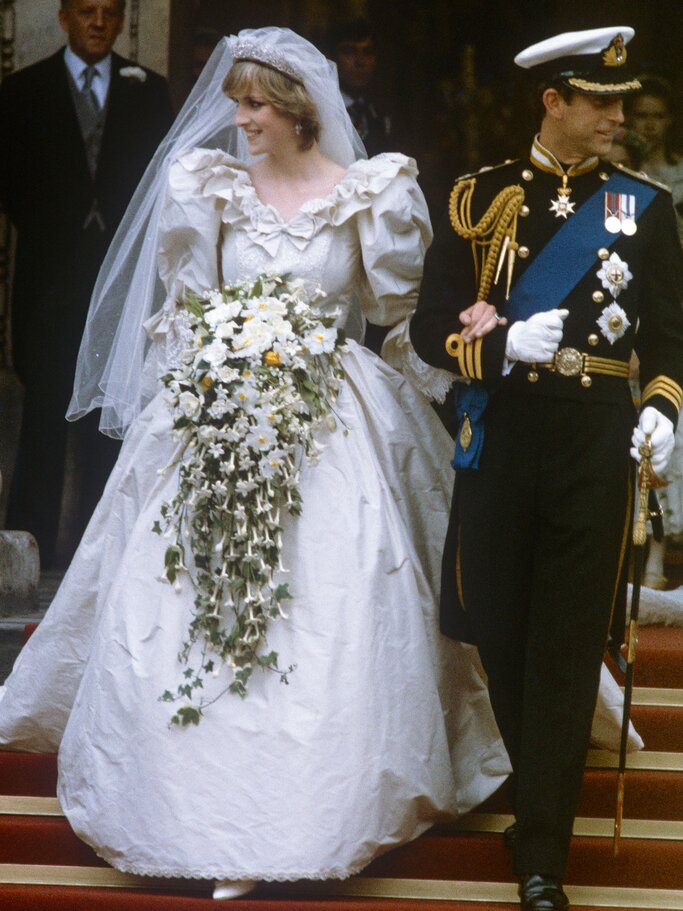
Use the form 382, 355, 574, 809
449, 178, 525, 302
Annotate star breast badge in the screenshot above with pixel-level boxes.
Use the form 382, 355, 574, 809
596, 253, 632, 296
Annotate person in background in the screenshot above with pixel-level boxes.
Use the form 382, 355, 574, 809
329, 18, 393, 158
628, 75, 683, 241
605, 125, 646, 171
0, 0, 173, 567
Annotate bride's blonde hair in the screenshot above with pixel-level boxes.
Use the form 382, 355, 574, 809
222, 61, 320, 151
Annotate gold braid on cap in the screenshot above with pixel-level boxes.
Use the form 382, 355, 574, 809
449, 178, 525, 301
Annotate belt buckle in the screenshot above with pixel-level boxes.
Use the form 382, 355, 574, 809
553, 347, 584, 377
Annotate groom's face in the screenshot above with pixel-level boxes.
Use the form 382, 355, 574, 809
59, 0, 124, 66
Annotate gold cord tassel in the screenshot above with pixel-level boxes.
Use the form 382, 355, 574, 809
449, 179, 525, 301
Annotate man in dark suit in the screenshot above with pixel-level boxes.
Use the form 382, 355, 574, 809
411, 26, 683, 911
0, 0, 173, 568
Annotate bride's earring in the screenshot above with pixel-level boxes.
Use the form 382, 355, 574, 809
294, 121, 303, 135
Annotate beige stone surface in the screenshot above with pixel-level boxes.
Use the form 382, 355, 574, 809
0, 530, 39, 616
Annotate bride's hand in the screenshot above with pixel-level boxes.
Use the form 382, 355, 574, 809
459, 300, 507, 341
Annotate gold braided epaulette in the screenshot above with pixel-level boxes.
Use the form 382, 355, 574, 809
448, 175, 525, 302
614, 162, 672, 193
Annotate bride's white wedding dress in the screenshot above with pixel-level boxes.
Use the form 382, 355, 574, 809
0, 150, 636, 881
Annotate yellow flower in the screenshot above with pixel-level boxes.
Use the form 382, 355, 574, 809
264, 350, 282, 367
201, 375, 213, 389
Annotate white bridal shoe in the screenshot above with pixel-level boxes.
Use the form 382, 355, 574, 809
212, 879, 258, 900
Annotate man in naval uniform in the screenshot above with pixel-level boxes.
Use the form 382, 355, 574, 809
410, 27, 683, 911
0, 0, 173, 567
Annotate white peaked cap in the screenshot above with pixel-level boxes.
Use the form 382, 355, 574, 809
514, 27, 640, 95
515, 27, 635, 69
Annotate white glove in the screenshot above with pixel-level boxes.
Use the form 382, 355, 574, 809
505, 309, 569, 364
630, 406, 675, 475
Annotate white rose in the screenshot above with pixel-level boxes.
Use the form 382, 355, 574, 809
178, 391, 201, 418
201, 338, 229, 367
215, 320, 237, 340
206, 300, 242, 326
231, 319, 275, 358
198, 425, 219, 444
216, 365, 240, 383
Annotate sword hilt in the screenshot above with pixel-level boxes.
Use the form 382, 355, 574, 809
634, 436, 653, 546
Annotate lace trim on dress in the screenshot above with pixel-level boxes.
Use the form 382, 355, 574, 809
402, 346, 454, 403
90, 848, 383, 882
381, 319, 453, 403
172, 148, 419, 258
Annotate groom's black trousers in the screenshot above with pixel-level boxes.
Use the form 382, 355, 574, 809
449, 389, 634, 877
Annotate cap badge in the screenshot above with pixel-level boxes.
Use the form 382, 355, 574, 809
602, 34, 627, 67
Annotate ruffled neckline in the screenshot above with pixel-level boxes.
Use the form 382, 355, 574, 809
171, 148, 417, 257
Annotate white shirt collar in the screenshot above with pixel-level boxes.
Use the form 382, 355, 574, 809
64, 46, 112, 108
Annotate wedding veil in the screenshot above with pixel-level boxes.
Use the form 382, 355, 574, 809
67, 27, 366, 438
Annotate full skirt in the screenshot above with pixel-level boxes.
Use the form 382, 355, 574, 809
0, 343, 510, 880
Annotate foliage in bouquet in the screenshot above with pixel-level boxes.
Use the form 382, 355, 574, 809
155, 273, 346, 725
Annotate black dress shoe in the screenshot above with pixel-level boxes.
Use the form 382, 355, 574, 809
519, 874, 568, 910
503, 822, 516, 849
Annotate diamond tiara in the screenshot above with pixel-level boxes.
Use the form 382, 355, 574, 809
232, 38, 304, 84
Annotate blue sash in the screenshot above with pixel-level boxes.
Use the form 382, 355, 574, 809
453, 171, 658, 470
505, 172, 656, 321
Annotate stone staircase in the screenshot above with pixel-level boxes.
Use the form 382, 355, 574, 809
0, 624, 682, 909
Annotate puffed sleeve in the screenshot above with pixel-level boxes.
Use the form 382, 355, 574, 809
355, 154, 454, 402
156, 147, 231, 304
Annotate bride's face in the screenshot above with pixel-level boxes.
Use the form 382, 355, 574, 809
233, 91, 297, 156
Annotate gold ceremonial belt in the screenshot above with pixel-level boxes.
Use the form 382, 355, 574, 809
532, 347, 629, 388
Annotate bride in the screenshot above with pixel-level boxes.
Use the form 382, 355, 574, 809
0, 27, 510, 895
0, 27, 636, 899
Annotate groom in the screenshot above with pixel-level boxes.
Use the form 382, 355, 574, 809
411, 26, 683, 911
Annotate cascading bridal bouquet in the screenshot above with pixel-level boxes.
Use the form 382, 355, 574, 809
154, 273, 346, 726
